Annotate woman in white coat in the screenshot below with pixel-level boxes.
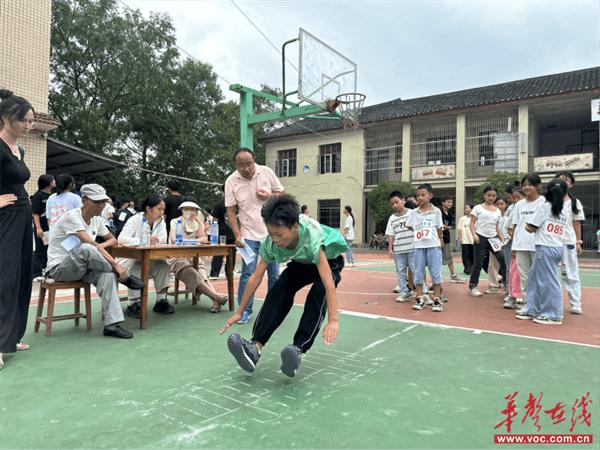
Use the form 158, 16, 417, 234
118, 195, 173, 317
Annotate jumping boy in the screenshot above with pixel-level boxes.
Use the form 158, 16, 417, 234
406, 184, 445, 312
386, 191, 415, 302
220, 194, 347, 377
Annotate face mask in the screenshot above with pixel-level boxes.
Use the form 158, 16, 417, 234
182, 210, 195, 220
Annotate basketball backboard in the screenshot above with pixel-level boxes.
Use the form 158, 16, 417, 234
298, 28, 357, 108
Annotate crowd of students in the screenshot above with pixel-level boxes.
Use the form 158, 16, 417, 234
385, 171, 585, 325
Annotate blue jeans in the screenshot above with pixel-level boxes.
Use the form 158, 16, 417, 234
237, 239, 280, 314
345, 239, 354, 264
394, 252, 416, 295
414, 247, 443, 285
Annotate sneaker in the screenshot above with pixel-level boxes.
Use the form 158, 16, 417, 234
412, 297, 426, 310
484, 286, 500, 294
407, 290, 416, 299
516, 297, 525, 305
569, 307, 583, 315
515, 311, 534, 320
393, 285, 400, 293
431, 299, 443, 312
125, 302, 141, 319
533, 315, 562, 325
227, 333, 260, 372
503, 297, 517, 309
469, 287, 483, 297
424, 295, 433, 306
280, 344, 302, 377
450, 274, 465, 283
440, 295, 448, 303
396, 293, 410, 303
153, 299, 174, 314
237, 311, 252, 324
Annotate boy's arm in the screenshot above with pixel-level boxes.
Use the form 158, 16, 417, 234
437, 228, 444, 247
219, 258, 268, 333
317, 249, 339, 345
387, 236, 394, 258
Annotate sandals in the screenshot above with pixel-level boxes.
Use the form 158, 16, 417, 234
210, 296, 228, 313
16, 342, 30, 351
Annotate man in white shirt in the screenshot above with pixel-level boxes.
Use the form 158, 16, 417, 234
46, 184, 144, 339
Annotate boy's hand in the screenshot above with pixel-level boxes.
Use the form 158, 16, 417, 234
388, 250, 393, 259
322, 319, 339, 345
218, 312, 242, 334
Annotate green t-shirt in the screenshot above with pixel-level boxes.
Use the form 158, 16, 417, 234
259, 215, 348, 265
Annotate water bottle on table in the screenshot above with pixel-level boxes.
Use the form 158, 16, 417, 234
139, 217, 150, 247
175, 218, 183, 245
210, 220, 219, 245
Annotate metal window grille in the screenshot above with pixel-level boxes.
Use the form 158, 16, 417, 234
363, 128, 403, 185
410, 118, 457, 167
465, 110, 519, 177
318, 199, 341, 228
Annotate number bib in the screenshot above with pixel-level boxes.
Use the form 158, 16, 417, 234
543, 220, 565, 238
415, 228, 431, 242
488, 237, 503, 252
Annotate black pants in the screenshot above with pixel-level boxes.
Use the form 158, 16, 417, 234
32, 234, 48, 278
252, 255, 343, 353
0, 206, 33, 353
461, 244, 474, 274
210, 236, 236, 277
469, 234, 506, 289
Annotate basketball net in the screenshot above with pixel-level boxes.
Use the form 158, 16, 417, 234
335, 92, 365, 129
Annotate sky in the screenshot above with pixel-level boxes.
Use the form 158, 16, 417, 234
124, 0, 600, 107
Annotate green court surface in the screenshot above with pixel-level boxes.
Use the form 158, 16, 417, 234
1, 298, 598, 448
360, 261, 600, 289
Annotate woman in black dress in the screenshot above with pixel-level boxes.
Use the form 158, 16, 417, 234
0, 89, 36, 370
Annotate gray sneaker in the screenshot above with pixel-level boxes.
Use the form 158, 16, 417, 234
396, 293, 410, 303
393, 285, 400, 293
503, 297, 517, 309
450, 274, 465, 283
515, 311, 534, 320
431, 299, 443, 312
280, 345, 302, 377
227, 333, 260, 373
569, 307, 583, 315
484, 286, 500, 294
533, 315, 562, 325
424, 295, 433, 306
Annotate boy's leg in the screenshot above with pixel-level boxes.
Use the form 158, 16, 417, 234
412, 249, 426, 308
394, 253, 409, 299
252, 263, 314, 348
429, 248, 444, 310
292, 257, 343, 353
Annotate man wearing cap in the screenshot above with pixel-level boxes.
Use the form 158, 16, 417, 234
225, 147, 284, 324
46, 184, 144, 339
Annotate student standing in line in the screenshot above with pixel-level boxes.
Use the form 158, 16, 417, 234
386, 191, 415, 302
516, 179, 571, 325
441, 197, 463, 282
468, 186, 506, 297
456, 204, 474, 275
509, 174, 544, 307
555, 171, 585, 315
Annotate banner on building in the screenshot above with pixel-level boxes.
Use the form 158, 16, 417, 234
411, 164, 455, 180
533, 153, 594, 172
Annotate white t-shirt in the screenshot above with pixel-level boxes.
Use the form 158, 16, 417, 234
385, 210, 414, 253
471, 204, 501, 238
47, 208, 110, 270
344, 215, 355, 240
406, 206, 443, 249
563, 199, 585, 245
510, 196, 545, 251
457, 215, 474, 245
529, 202, 572, 247
101, 203, 115, 225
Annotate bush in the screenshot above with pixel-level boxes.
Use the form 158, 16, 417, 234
367, 180, 415, 231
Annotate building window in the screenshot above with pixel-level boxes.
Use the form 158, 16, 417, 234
319, 143, 342, 174
275, 149, 297, 177
394, 142, 402, 173
426, 136, 456, 164
318, 199, 340, 228
478, 131, 495, 166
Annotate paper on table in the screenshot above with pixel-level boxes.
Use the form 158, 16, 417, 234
237, 243, 255, 265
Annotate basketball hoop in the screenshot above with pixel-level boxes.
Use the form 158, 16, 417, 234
335, 92, 365, 129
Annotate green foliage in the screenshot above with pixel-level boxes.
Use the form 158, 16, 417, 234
367, 180, 415, 231
470, 172, 525, 204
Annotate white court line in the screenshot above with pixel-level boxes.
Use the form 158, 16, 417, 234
340, 309, 600, 349
204, 389, 279, 417
303, 353, 361, 369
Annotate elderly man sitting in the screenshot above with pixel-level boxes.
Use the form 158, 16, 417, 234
45, 184, 144, 339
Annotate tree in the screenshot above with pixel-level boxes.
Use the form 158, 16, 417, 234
471, 173, 524, 204
367, 180, 415, 231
